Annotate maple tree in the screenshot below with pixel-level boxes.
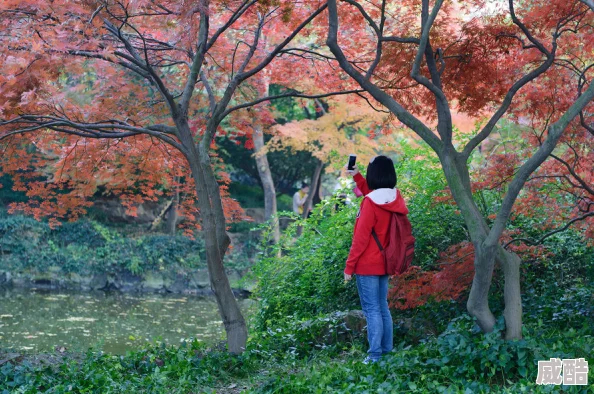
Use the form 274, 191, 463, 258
326, 0, 594, 339
0, 0, 359, 353
268, 96, 393, 171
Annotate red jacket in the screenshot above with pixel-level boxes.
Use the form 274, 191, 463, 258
344, 173, 409, 276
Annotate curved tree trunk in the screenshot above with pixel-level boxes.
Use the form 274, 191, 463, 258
497, 246, 523, 339
178, 121, 247, 354
440, 151, 497, 332
253, 125, 280, 243
440, 152, 523, 338
467, 243, 497, 333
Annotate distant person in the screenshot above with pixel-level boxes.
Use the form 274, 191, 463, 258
292, 183, 309, 216
343, 155, 408, 364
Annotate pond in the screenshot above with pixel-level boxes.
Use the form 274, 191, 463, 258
0, 288, 250, 355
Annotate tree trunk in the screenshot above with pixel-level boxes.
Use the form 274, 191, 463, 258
439, 151, 496, 332
467, 242, 497, 333
178, 121, 247, 354
165, 177, 180, 235
165, 202, 178, 235
147, 199, 174, 232
440, 152, 524, 338
253, 125, 280, 243
313, 170, 324, 205
302, 158, 323, 219
497, 246, 523, 339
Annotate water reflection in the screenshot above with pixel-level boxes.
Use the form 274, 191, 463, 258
0, 288, 245, 354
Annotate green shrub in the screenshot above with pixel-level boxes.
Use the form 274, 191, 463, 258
251, 200, 361, 330
395, 141, 468, 269
251, 143, 472, 331
228, 183, 265, 208
0, 340, 259, 393
276, 194, 293, 212
0, 215, 49, 255
0, 216, 205, 275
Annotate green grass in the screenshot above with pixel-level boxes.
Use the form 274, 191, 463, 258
2, 303, 592, 394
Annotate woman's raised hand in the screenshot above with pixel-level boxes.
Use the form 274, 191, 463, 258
344, 164, 359, 177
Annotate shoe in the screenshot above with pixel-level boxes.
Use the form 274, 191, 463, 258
362, 356, 378, 364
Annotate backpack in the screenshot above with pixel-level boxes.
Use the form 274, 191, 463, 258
371, 212, 415, 275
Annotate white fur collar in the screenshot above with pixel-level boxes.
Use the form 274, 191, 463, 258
367, 188, 397, 205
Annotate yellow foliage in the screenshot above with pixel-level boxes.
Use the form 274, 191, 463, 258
267, 98, 404, 171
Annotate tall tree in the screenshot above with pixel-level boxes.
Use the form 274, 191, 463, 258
0, 0, 354, 353
326, 0, 594, 339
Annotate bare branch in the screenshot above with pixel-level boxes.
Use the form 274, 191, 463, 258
221, 89, 365, 118
365, 0, 386, 79
504, 211, 594, 248
550, 153, 594, 196
201, 70, 216, 112
0, 116, 186, 154
411, 0, 444, 79
238, 4, 329, 83
206, 0, 257, 51
102, 17, 177, 114
381, 36, 420, 44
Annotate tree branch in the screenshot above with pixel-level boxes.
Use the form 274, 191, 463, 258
503, 211, 594, 248
485, 78, 594, 247
179, 0, 209, 117
461, 0, 558, 160
238, 4, 329, 83
326, 0, 443, 153
0, 116, 186, 154
381, 36, 420, 44
221, 89, 365, 118
550, 153, 594, 196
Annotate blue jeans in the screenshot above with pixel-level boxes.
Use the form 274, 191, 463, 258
356, 275, 393, 360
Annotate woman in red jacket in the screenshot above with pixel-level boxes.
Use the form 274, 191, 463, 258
344, 155, 408, 363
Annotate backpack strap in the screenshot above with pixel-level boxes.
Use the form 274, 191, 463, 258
371, 229, 383, 251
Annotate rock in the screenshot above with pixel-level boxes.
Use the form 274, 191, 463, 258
232, 288, 251, 298
142, 272, 165, 291
0, 353, 23, 366
89, 273, 108, 290
165, 274, 190, 293
0, 271, 11, 287
394, 317, 437, 340
93, 198, 167, 224
190, 269, 210, 289
68, 273, 92, 290
226, 270, 242, 287
343, 310, 367, 334
241, 279, 257, 292
112, 272, 142, 292
243, 208, 265, 224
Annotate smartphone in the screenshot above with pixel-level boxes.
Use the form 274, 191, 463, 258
347, 154, 357, 171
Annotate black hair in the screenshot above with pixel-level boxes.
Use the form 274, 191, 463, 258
301, 183, 309, 189
366, 155, 397, 190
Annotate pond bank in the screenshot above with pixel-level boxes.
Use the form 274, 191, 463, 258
0, 269, 252, 297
